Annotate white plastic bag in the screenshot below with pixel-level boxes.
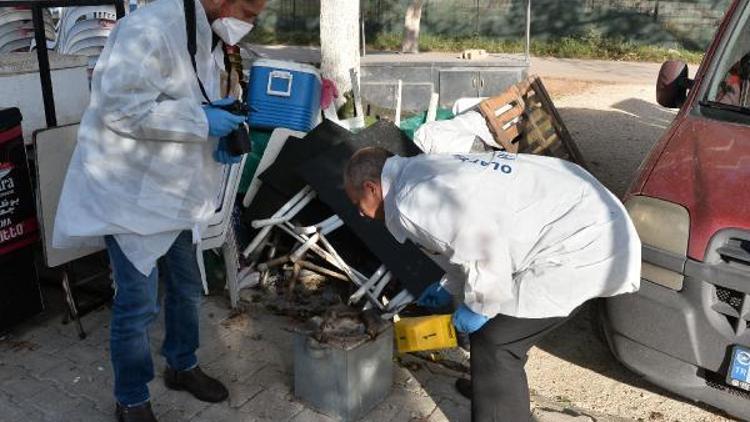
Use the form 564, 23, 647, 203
413, 111, 500, 154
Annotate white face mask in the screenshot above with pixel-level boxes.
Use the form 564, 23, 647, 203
211, 17, 254, 46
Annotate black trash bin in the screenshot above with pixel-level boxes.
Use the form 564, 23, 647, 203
0, 107, 43, 333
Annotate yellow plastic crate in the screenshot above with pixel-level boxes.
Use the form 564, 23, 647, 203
394, 314, 457, 353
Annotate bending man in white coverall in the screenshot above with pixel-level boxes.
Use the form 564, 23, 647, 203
344, 147, 641, 422
53, 0, 266, 421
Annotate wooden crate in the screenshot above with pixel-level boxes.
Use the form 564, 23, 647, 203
478, 75, 587, 168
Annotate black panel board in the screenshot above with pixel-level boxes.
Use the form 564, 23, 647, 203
258, 120, 354, 197
0, 247, 43, 333
244, 122, 350, 244
296, 122, 442, 297
245, 120, 368, 263
350, 120, 423, 157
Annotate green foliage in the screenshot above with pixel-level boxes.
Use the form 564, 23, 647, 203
244, 27, 704, 64
243, 27, 320, 46
372, 31, 704, 64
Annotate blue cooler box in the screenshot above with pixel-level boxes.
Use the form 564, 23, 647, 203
248, 59, 321, 132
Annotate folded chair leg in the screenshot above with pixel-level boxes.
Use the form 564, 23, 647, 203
61, 270, 86, 340
195, 247, 209, 295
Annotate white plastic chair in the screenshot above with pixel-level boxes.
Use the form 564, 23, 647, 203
67, 36, 107, 51
57, 6, 116, 43
196, 155, 247, 306
62, 19, 112, 47
0, 8, 55, 52
64, 31, 109, 53
0, 36, 32, 53
241, 128, 306, 208
243, 188, 413, 315
55, 6, 115, 69
0, 20, 31, 38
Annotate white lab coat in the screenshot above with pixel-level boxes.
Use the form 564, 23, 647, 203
53, 0, 225, 275
381, 152, 641, 319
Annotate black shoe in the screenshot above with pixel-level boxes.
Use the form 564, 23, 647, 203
455, 378, 472, 400
115, 402, 157, 422
164, 366, 229, 403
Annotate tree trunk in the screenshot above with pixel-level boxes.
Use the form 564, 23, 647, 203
401, 0, 425, 54
320, 0, 360, 107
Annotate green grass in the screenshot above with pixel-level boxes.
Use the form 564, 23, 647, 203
371, 32, 704, 64
245, 28, 704, 64
245, 28, 320, 46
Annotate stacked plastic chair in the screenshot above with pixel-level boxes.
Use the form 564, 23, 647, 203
55, 6, 116, 72
0, 6, 55, 53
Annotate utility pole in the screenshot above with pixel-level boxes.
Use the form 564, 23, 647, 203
401, 0, 425, 53
320, 0, 360, 108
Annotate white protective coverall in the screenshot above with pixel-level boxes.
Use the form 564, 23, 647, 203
381, 152, 641, 319
53, 0, 226, 275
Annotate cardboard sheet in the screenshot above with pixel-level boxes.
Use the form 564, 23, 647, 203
34, 124, 103, 267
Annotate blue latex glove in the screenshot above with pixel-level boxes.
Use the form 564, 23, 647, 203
453, 304, 490, 334
213, 137, 243, 165
203, 97, 245, 138
417, 282, 453, 309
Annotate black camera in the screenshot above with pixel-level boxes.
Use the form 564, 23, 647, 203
213, 100, 251, 156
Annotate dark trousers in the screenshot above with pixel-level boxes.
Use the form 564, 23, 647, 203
470, 311, 573, 422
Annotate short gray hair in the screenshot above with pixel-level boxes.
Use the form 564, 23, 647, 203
344, 147, 393, 194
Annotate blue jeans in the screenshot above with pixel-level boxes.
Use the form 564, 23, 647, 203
105, 231, 204, 406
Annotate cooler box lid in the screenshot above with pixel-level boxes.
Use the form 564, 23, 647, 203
251, 59, 321, 80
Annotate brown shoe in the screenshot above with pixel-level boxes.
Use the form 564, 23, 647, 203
116, 401, 157, 422
164, 366, 229, 403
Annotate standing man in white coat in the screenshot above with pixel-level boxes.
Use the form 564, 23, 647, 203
344, 147, 641, 422
53, 0, 266, 421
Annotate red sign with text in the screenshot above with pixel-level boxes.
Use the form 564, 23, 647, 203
0, 108, 39, 255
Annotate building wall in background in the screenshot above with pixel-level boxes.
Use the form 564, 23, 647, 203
258, 0, 732, 49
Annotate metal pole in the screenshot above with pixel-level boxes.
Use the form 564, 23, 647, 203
32, 4, 57, 128
394, 80, 402, 128
292, 0, 297, 30
361, 11, 366, 57
475, 0, 480, 36
114, 0, 126, 18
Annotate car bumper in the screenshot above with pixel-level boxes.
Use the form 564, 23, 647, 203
602, 254, 750, 419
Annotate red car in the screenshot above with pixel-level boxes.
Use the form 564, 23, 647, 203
601, 0, 750, 418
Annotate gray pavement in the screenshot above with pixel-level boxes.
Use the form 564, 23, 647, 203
0, 297, 627, 422
0, 47, 716, 422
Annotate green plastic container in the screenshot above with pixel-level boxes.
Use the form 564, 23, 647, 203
399, 109, 454, 140
238, 130, 273, 194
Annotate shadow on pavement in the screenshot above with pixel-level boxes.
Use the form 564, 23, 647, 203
541, 97, 737, 418
556, 97, 677, 196
536, 303, 735, 419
